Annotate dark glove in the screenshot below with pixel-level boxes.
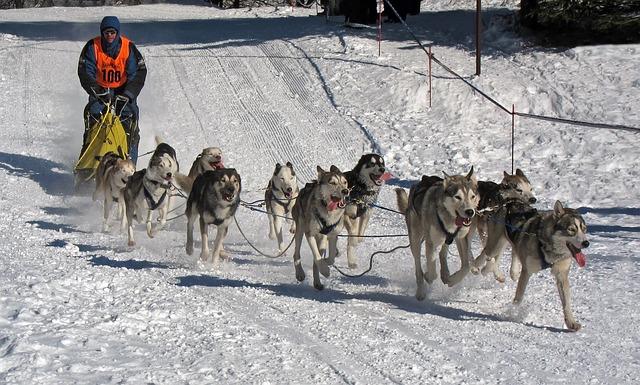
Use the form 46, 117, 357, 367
91, 86, 112, 103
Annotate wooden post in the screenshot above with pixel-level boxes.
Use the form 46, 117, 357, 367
428, 46, 432, 108
511, 104, 515, 174
475, 0, 481, 76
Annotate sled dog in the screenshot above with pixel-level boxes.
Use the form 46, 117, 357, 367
292, 165, 350, 290
474, 169, 537, 245
175, 146, 224, 194
93, 152, 136, 232
343, 154, 388, 268
470, 169, 538, 281
395, 168, 479, 299
265, 162, 299, 251
482, 200, 588, 331
185, 168, 241, 265
123, 139, 179, 246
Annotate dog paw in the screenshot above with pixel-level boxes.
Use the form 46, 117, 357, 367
319, 260, 331, 278
424, 271, 437, 285
415, 287, 426, 301
565, 319, 582, 332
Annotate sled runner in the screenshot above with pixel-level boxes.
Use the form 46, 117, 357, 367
73, 96, 130, 193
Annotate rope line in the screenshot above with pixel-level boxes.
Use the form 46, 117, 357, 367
381, 0, 640, 133
330, 244, 411, 278
233, 216, 294, 259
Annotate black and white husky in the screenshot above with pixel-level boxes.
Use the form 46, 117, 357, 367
265, 162, 299, 251
185, 168, 241, 265
343, 154, 388, 268
123, 139, 179, 246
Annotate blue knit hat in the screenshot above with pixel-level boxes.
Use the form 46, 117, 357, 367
100, 16, 120, 33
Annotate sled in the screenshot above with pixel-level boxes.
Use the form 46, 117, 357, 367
73, 98, 130, 192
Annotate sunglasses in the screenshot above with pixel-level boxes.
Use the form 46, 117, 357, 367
102, 29, 117, 36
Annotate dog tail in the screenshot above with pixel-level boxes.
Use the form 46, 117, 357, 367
395, 188, 408, 215
174, 172, 194, 194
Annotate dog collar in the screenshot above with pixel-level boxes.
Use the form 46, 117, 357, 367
436, 213, 460, 245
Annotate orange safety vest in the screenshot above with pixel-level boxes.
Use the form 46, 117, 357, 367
93, 36, 131, 89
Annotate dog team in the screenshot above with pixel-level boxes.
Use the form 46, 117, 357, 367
92, 138, 589, 331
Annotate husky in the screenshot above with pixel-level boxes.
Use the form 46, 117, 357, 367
92, 152, 136, 232
185, 168, 241, 265
343, 154, 388, 268
291, 165, 350, 290
123, 139, 179, 246
470, 169, 538, 281
474, 169, 537, 245
484, 200, 588, 331
175, 147, 224, 194
265, 162, 299, 251
395, 168, 479, 299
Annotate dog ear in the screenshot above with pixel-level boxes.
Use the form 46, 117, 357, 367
465, 166, 475, 181
330, 165, 341, 174
274, 163, 281, 175
554, 200, 565, 217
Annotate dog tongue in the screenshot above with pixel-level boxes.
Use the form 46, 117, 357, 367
327, 200, 339, 211
381, 172, 392, 181
574, 251, 586, 267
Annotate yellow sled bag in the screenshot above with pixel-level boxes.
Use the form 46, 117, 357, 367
74, 108, 129, 182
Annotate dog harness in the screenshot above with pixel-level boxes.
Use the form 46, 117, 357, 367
314, 207, 341, 235
347, 181, 378, 218
436, 214, 461, 245
270, 189, 295, 214
142, 173, 168, 210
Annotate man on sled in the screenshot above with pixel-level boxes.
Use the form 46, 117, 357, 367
75, 16, 147, 191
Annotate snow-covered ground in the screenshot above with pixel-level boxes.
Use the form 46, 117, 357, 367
1, 1, 639, 383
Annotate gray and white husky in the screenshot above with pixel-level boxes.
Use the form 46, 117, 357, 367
185, 168, 241, 266
291, 165, 350, 290
123, 140, 179, 246
395, 168, 479, 298
480, 200, 589, 331
343, 154, 388, 268
265, 162, 299, 251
